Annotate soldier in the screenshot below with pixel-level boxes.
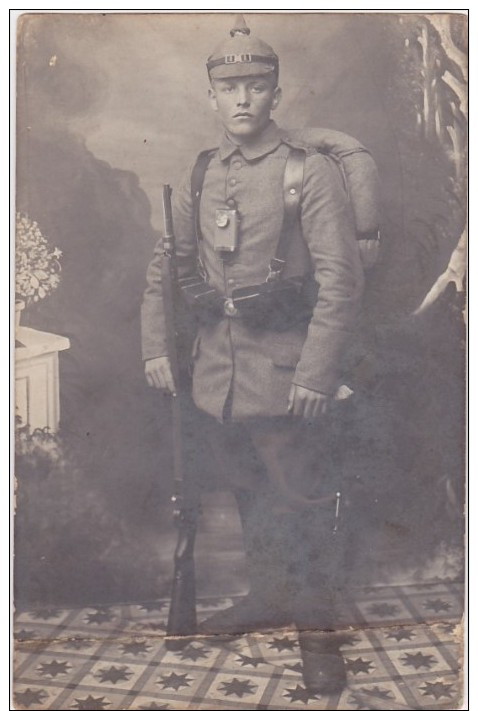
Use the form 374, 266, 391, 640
142, 15, 365, 694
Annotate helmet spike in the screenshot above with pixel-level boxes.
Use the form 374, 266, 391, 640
230, 14, 251, 37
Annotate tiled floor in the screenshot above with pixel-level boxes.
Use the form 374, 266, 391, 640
14, 582, 464, 710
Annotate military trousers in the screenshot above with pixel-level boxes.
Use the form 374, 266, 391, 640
206, 414, 347, 631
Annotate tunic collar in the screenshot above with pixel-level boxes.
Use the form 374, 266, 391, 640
218, 120, 283, 161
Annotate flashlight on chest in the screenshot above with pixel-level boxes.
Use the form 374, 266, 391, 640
214, 208, 240, 253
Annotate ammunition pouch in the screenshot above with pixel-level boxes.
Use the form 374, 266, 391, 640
178, 272, 318, 331
231, 275, 317, 331
178, 274, 225, 325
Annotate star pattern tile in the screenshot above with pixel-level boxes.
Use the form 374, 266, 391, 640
356, 685, 394, 700
157, 672, 194, 691
385, 628, 416, 642
439, 622, 457, 635
365, 602, 401, 617
175, 643, 210, 662
345, 656, 375, 675
267, 635, 298, 652
36, 659, 72, 678
423, 598, 452, 613
15, 629, 38, 642
71, 694, 112, 710
218, 677, 257, 698
235, 653, 264, 668
284, 662, 303, 673
14, 688, 48, 708
419, 680, 456, 700
339, 633, 362, 647
348, 689, 400, 711
13, 583, 463, 711
348, 693, 371, 710
85, 608, 115, 625
282, 683, 320, 704
95, 665, 133, 684
400, 651, 437, 670
30, 608, 61, 621
120, 640, 153, 657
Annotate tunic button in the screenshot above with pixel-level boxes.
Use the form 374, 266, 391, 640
229, 178, 237, 187
226, 198, 236, 207
232, 160, 242, 170
289, 187, 297, 195
227, 277, 235, 286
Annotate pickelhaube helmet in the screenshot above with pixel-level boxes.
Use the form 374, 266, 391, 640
207, 14, 279, 81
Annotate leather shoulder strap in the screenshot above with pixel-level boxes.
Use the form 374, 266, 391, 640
190, 148, 217, 244
268, 147, 306, 280
190, 146, 305, 278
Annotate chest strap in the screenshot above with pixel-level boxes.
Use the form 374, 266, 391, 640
190, 146, 306, 279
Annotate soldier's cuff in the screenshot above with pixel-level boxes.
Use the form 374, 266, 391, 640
141, 339, 169, 361
291, 380, 334, 397
293, 325, 351, 395
143, 352, 169, 362
292, 375, 337, 397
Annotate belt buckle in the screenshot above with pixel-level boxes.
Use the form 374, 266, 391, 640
224, 298, 238, 317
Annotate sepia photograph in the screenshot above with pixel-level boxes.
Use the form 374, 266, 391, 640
13, 11, 467, 710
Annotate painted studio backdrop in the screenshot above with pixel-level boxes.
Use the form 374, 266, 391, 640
15, 13, 466, 607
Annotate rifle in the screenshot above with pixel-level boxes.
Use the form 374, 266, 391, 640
161, 184, 200, 650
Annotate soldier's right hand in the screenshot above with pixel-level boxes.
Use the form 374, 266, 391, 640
144, 356, 177, 396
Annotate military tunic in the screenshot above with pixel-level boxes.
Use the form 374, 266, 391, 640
142, 120, 364, 422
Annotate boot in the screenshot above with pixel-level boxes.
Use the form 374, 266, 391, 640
197, 506, 298, 637
298, 630, 347, 694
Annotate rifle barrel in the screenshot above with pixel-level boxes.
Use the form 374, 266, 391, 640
162, 185, 174, 250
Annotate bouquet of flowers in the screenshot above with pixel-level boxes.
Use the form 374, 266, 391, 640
15, 212, 62, 306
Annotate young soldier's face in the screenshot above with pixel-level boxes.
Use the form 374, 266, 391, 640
209, 75, 281, 142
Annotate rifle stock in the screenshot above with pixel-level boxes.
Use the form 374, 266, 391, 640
166, 507, 198, 649
161, 184, 199, 650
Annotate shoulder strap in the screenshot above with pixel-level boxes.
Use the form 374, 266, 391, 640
268, 147, 306, 281
190, 146, 305, 279
190, 148, 217, 244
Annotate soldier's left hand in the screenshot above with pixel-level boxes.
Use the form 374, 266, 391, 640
288, 384, 330, 419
